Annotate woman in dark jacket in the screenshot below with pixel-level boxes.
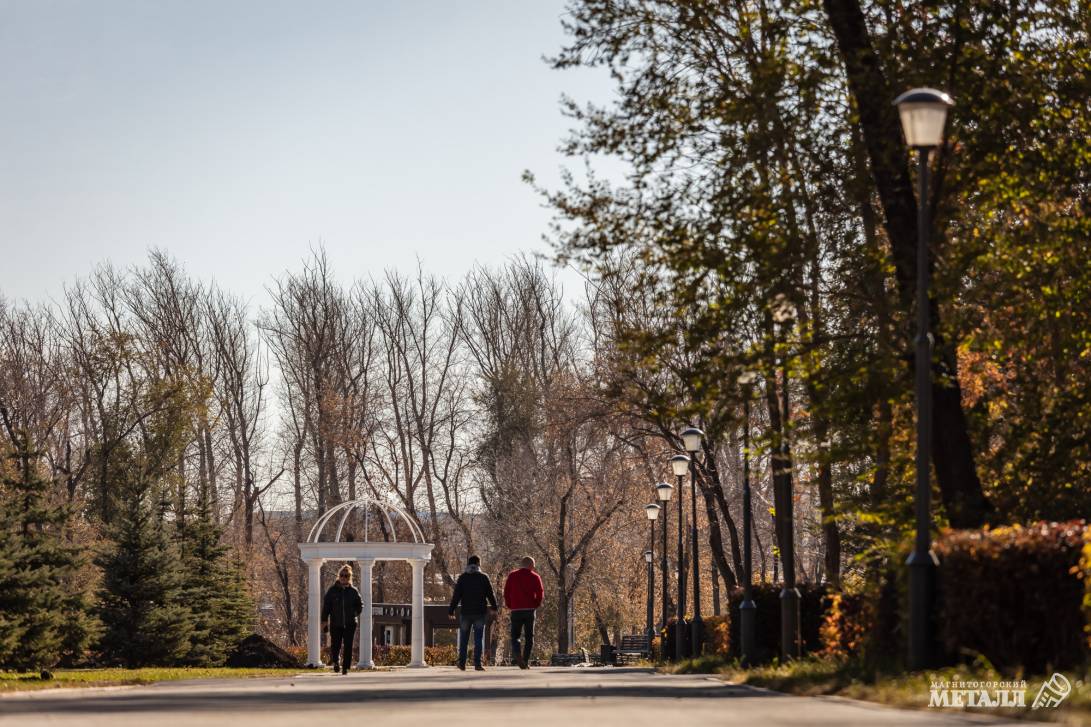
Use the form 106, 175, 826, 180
322, 564, 363, 674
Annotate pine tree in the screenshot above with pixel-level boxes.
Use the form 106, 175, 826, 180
176, 498, 253, 666
95, 458, 193, 668
0, 434, 91, 670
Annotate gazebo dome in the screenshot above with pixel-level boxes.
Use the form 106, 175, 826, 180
307, 497, 426, 544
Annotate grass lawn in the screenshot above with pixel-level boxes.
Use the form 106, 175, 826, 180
0, 667, 302, 694
664, 656, 1091, 726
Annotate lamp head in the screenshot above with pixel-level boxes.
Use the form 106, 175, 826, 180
669, 454, 690, 477
644, 503, 661, 521
680, 427, 704, 453
644, 550, 653, 563
893, 88, 953, 148
655, 481, 674, 502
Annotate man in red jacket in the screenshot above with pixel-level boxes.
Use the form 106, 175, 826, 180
503, 556, 544, 669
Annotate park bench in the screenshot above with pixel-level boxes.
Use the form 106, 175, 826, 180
614, 634, 649, 664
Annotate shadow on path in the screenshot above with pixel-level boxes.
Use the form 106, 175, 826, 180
0, 677, 771, 717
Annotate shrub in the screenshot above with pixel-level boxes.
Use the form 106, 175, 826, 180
819, 540, 904, 668
726, 583, 830, 663
823, 520, 1090, 674
702, 614, 730, 657
820, 591, 874, 658
1082, 527, 1091, 652
371, 644, 461, 666
934, 520, 1087, 672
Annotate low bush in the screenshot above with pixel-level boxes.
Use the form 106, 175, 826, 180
702, 614, 730, 658
819, 591, 872, 658
371, 644, 460, 666
820, 520, 1090, 674
726, 583, 829, 663
934, 520, 1087, 672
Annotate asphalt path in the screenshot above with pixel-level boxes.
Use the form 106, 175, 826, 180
0, 666, 1037, 727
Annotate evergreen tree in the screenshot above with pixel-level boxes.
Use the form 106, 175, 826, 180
0, 433, 92, 670
95, 452, 193, 667
176, 498, 254, 666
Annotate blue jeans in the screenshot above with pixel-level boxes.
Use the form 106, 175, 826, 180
458, 613, 486, 667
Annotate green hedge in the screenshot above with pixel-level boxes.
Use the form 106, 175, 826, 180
822, 520, 1090, 673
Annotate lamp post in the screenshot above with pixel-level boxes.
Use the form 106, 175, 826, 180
669, 453, 690, 660
644, 504, 660, 644
655, 482, 673, 635
737, 371, 759, 665
680, 427, 705, 655
895, 87, 952, 670
772, 295, 801, 660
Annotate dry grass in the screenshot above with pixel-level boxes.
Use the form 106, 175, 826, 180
664, 655, 1091, 726
0, 667, 299, 693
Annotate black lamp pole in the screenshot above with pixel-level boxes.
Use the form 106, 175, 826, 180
685, 441, 704, 656
675, 467, 687, 661
658, 485, 671, 633
895, 87, 952, 671
645, 551, 655, 643
774, 305, 801, 661
907, 141, 938, 671
738, 377, 757, 665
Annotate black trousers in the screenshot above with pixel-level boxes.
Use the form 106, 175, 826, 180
329, 625, 356, 669
510, 610, 535, 663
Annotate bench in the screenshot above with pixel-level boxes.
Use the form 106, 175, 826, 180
615, 634, 650, 664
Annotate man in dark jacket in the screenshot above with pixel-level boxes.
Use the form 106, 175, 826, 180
503, 556, 544, 669
448, 555, 498, 671
322, 564, 363, 674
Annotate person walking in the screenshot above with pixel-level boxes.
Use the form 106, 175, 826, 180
503, 556, 544, 669
448, 555, 498, 671
322, 564, 363, 674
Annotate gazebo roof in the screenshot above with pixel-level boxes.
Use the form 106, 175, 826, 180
307, 497, 427, 544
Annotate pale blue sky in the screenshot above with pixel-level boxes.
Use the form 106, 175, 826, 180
0, 0, 614, 305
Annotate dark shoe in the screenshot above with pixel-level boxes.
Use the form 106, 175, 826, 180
342, 666, 349, 675
330, 662, 340, 672
519, 659, 529, 670
474, 665, 485, 671
457, 662, 466, 671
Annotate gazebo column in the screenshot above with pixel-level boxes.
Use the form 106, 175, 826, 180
409, 558, 427, 667
306, 559, 324, 667
357, 558, 376, 668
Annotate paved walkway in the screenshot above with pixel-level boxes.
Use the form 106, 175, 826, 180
0, 666, 1034, 727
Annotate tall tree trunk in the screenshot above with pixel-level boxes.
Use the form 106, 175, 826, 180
823, 0, 991, 527
701, 483, 737, 589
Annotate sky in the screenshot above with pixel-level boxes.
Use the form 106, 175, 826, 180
0, 0, 616, 308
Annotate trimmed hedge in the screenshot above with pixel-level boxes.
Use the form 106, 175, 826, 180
371, 644, 459, 666
726, 583, 830, 663
935, 520, 1087, 672
702, 614, 731, 657
822, 520, 1090, 674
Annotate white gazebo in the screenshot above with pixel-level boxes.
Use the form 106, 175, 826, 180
299, 498, 434, 669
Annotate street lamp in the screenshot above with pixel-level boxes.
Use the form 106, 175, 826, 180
770, 294, 801, 660
737, 370, 759, 665
895, 87, 952, 670
643, 505, 660, 644
680, 427, 705, 655
655, 482, 673, 635
669, 453, 690, 660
